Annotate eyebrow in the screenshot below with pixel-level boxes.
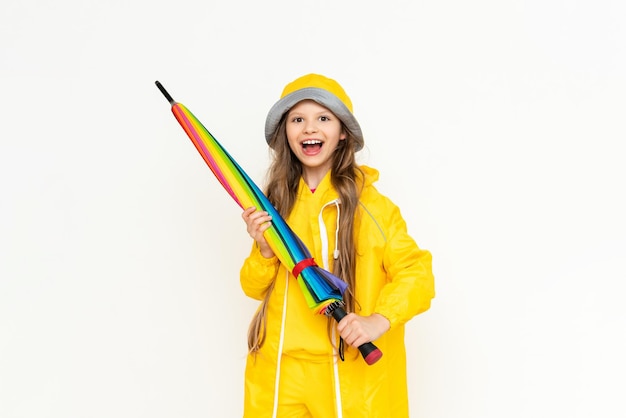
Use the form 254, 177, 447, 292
288, 110, 333, 118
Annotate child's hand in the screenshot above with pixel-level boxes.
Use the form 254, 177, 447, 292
336, 313, 390, 348
242, 207, 275, 258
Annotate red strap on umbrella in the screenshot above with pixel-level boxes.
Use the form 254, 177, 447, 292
292, 258, 317, 278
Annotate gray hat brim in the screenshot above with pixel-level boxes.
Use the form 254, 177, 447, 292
264, 87, 364, 151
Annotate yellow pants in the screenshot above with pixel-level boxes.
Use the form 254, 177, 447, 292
244, 353, 338, 418
244, 344, 409, 417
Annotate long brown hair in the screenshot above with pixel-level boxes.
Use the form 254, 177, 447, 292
247, 114, 363, 353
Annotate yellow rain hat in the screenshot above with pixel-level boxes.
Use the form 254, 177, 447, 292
264, 74, 364, 151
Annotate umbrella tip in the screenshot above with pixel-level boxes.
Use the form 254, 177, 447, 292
155, 80, 176, 105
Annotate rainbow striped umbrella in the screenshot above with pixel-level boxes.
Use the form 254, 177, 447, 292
155, 81, 382, 365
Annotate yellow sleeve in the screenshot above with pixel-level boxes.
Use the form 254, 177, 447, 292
374, 204, 435, 329
239, 242, 280, 301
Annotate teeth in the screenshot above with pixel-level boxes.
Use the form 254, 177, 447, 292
302, 140, 322, 145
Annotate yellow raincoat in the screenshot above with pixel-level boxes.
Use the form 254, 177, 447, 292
240, 166, 435, 417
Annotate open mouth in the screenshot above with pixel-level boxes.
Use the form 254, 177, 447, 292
301, 139, 323, 155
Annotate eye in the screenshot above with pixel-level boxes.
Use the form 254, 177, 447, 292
291, 116, 304, 123
319, 116, 330, 122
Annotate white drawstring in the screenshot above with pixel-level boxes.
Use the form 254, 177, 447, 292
271, 271, 289, 418
331, 327, 344, 418
318, 199, 343, 418
318, 199, 341, 263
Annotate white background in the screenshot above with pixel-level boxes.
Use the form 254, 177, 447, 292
1, 0, 625, 417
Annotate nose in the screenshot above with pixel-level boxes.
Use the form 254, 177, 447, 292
303, 119, 318, 134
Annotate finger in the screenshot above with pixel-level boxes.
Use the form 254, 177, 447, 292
344, 325, 368, 347
248, 210, 269, 222
254, 215, 272, 228
350, 336, 368, 348
345, 331, 362, 348
338, 313, 358, 333
339, 322, 357, 341
242, 207, 256, 221
243, 206, 257, 215
259, 221, 272, 233
336, 315, 350, 332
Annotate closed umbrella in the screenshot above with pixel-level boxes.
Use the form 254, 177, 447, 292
156, 81, 381, 365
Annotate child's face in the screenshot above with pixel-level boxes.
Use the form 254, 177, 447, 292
285, 100, 346, 176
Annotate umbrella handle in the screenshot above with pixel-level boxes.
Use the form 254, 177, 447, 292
330, 306, 383, 365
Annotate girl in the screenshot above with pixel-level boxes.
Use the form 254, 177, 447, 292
240, 74, 435, 418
